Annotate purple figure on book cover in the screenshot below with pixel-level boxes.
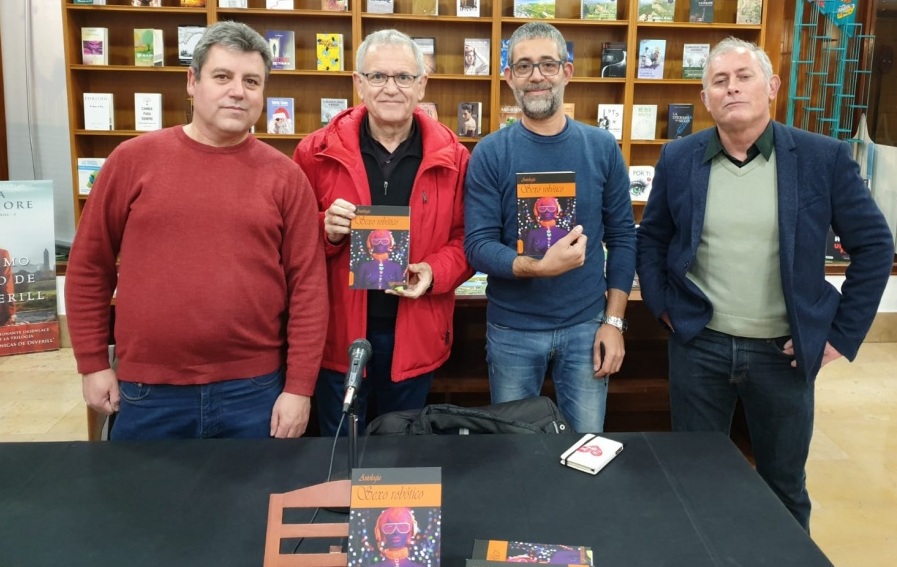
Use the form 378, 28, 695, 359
354, 229, 405, 290
523, 197, 571, 256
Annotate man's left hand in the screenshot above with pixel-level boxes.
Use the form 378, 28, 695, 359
270, 392, 311, 438
594, 324, 625, 377
386, 262, 433, 299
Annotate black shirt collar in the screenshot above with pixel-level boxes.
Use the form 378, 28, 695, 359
703, 121, 774, 167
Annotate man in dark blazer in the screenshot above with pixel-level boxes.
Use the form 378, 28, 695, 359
637, 37, 894, 532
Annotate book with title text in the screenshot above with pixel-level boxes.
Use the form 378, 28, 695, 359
1, 181, 60, 356
83, 93, 115, 131
266, 97, 295, 134
629, 165, 654, 201
638, 0, 673, 21
597, 103, 624, 140
667, 103, 693, 139
682, 43, 709, 79
81, 27, 108, 66
218, 0, 248, 7
134, 93, 163, 131
367, 0, 394, 12
516, 172, 576, 257
514, 0, 556, 18
267, 30, 296, 70
348, 467, 442, 567
630, 104, 657, 139
349, 206, 411, 290
178, 25, 206, 66
600, 41, 626, 78
637, 39, 666, 79
321, 98, 348, 126
689, 0, 714, 22
134, 28, 164, 67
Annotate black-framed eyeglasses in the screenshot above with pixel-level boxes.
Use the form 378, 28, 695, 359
360, 72, 419, 88
509, 60, 563, 78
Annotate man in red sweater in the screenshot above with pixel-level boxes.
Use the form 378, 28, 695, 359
65, 22, 327, 440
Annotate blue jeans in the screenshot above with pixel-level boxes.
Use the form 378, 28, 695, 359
485, 317, 607, 433
110, 367, 285, 440
315, 329, 434, 436
668, 328, 814, 531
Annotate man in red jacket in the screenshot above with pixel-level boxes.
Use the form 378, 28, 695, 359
294, 29, 472, 435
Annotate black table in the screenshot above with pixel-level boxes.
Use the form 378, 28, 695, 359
0, 433, 832, 567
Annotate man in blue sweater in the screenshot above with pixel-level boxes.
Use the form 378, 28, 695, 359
464, 22, 636, 433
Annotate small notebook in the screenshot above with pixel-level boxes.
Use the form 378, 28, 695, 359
560, 433, 623, 475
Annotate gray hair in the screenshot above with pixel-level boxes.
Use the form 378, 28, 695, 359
190, 21, 272, 80
702, 36, 774, 88
356, 29, 426, 76
507, 22, 568, 69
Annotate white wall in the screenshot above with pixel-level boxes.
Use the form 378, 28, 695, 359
2, 0, 75, 244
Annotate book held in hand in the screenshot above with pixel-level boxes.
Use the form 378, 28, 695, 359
134, 93, 163, 131
266, 97, 295, 134
463, 38, 490, 75
83, 93, 115, 131
637, 39, 666, 79
472, 539, 594, 565
560, 433, 624, 475
667, 103, 694, 139
516, 172, 576, 257
628, 165, 654, 201
349, 206, 411, 290
266, 30, 296, 70
81, 27, 108, 66
321, 97, 348, 126
458, 102, 482, 138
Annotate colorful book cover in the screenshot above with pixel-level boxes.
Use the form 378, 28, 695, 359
266, 97, 295, 134
134, 92, 163, 131
499, 105, 521, 128
736, 0, 762, 24
134, 28, 164, 67
348, 467, 442, 567
81, 27, 108, 66
637, 39, 666, 79
681, 43, 709, 79
516, 172, 576, 257
411, 0, 439, 15
83, 93, 115, 131
316, 33, 344, 71
0, 181, 60, 356
455, 271, 487, 296
321, 0, 348, 10
458, 101, 482, 137
266, 30, 296, 71
471, 539, 593, 565
638, 0, 673, 21
349, 206, 411, 290
825, 228, 851, 263
689, 0, 714, 22
596, 103, 623, 140
667, 103, 693, 139
180, 0, 206, 6
412, 37, 436, 74
628, 165, 654, 201
457, 0, 480, 17
514, 0, 556, 18
77, 158, 106, 196
417, 102, 439, 121
581, 0, 616, 20
463, 39, 490, 75
321, 97, 348, 126
630, 104, 657, 139
178, 26, 206, 66
499, 39, 510, 75
599, 41, 626, 78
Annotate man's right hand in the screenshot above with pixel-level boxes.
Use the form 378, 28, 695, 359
82, 368, 120, 416
324, 198, 356, 244
514, 225, 587, 278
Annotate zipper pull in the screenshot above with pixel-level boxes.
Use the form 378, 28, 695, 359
422, 191, 428, 204
383, 181, 388, 196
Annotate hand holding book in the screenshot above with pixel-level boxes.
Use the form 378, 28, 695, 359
324, 198, 356, 244
386, 261, 433, 299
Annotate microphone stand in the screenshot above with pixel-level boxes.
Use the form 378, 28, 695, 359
347, 397, 359, 474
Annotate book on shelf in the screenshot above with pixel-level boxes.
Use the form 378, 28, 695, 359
581, 0, 616, 20
134, 28, 164, 67
514, 0, 556, 18
266, 97, 295, 134
560, 433, 624, 475
458, 102, 482, 138
667, 103, 693, 139
417, 102, 439, 121
457, 0, 480, 17
81, 27, 108, 66
464, 38, 490, 76
0, 180, 61, 356
412, 37, 436, 74
367, 0, 394, 12
471, 539, 593, 565
499, 39, 510, 75
73, 0, 106, 5
682, 43, 709, 79
600, 41, 626, 78
516, 171, 576, 257
180, 0, 206, 6
77, 158, 106, 196
349, 206, 411, 290
218, 0, 248, 7
825, 228, 851, 263
628, 164, 654, 201
348, 467, 442, 567
266, 0, 294, 8
411, 0, 439, 15
638, 0, 673, 21
321, 97, 348, 126
83, 93, 114, 131
597, 103, 624, 140
499, 105, 521, 128
131, 0, 161, 5
266, 30, 296, 71
178, 26, 206, 67
455, 271, 487, 296
321, 0, 348, 10
563, 102, 575, 120
565, 40, 574, 64
316, 33, 344, 71
630, 103, 657, 140
637, 39, 666, 79
134, 93, 163, 132
689, 0, 714, 22
736, 0, 762, 24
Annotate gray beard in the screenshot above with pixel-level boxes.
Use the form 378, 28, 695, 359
515, 85, 563, 120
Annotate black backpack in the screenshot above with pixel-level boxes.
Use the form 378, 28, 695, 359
365, 396, 571, 435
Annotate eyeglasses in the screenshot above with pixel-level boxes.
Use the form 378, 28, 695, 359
360, 72, 419, 88
381, 522, 411, 534
509, 60, 563, 78
537, 205, 558, 213
369, 237, 391, 245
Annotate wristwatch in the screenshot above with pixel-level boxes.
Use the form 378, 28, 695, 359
601, 315, 628, 334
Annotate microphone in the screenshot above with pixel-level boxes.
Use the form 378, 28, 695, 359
342, 339, 372, 414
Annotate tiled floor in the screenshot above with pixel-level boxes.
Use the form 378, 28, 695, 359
1, 345, 895, 565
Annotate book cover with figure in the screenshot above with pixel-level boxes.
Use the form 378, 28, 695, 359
0, 181, 60, 356
736, 0, 762, 24
178, 25, 206, 66
581, 0, 616, 20
681, 43, 709, 79
514, 0, 556, 18
600, 41, 626, 78
266, 97, 295, 134
457, 0, 480, 17
321, 97, 348, 126
348, 467, 442, 567
637, 39, 666, 79
516, 172, 576, 257
628, 165, 654, 201
457, 102, 482, 138
596, 103, 623, 140
471, 539, 593, 565
266, 30, 296, 70
667, 103, 693, 139
349, 206, 411, 290
638, 0, 674, 21
463, 39, 490, 75
689, 0, 714, 22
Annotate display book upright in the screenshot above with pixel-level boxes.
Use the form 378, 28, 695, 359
457, 0, 480, 17
458, 101, 483, 138
266, 97, 295, 134
597, 103, 623, 140
178, 26, 206, 66
637, 39, 666, 79
628, 164, 654, 202
581, 0, 616, 20
321, 98, 348, 126
266, 30, 296, 71
463, 38, 491, 76
638, 0, 673, 21
0, 181, 60, 356
367, 0, 394, 13
349, 206, 411, 291
667, 103, 694, 139
348, 467, 442, 567
689, 0, 714, 22
81, 27, 108, 66
134, 28, 164, 67
516, 172, 576, 258
682, 43, 709, 79
514, 0, 556, 18
316, 33, 344, 71
736, 0, 763, 24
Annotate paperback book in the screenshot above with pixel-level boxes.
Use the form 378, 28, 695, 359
560, 433, 624, 475
266, 97, 295, 134
131, 0, 162, 5
471, 539, 593, 565
418, 102, 439, 121
73, 0, 106, 4
581, 0, 616, 20
563, 102, 575, 120
178, 25, 206, 66
628, 165, 654, 201
77, 158, 105, 196
681, 43, 709, 79
457, 0, 480, 17
321, 97, 348, 126
455, 271, 487, 296
367, 0, 394, 12
825, 228, 851, 263
637, 39, 666, 79
597, 103, 624, 140
180, 0, 206, 5
736, 0, 762, 24
349, 206, 411, 290
630, 104, 657, 139
638, 0, 673, 21
689, 0, 714, 22
267, 30, 296, 70
348, 467, 442, 567
499, 39, 510, 75
463, 39, 490, 76
134, 28, 164, 67
316, 33, 344, 71
266, 0, 294, 8
514, 0, 556, 18
499, 105, 521, 128
600, 41, 626, 78
321, 0, 348, 10
516, 172, 576, 257
0, 180, 60, 356
458, 102, 482, 138
83, 93, 115, 131
411, 0, 439, 15
81, 27, 108, 66
413, 37, 437, 74
218, 0, 248, 6
667, 103, 694, 139
134, 92, 163, 131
